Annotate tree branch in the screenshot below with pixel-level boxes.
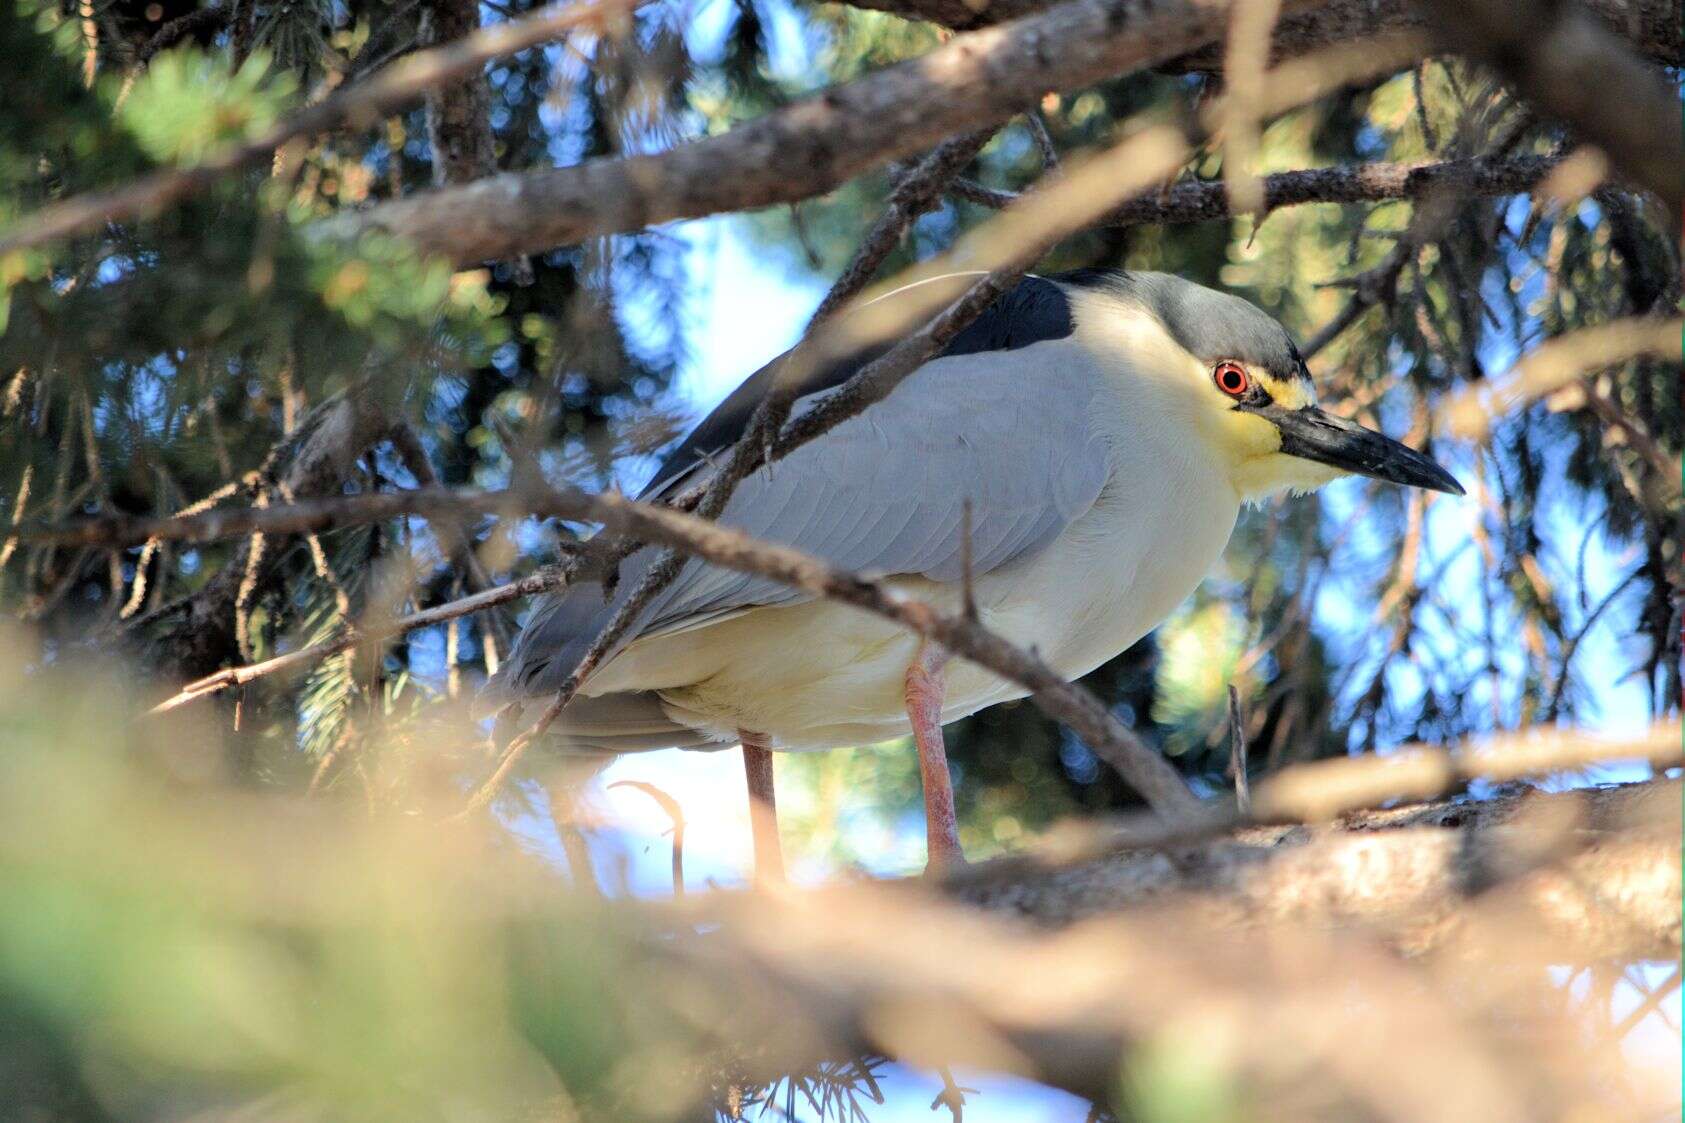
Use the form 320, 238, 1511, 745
954, 152, 1567, 227
947, 719, 1683, 880
334, 0, 1332, 266
834, 0, 1683, 72
953, 781, 1681, 955
654, 779, 1679, 1111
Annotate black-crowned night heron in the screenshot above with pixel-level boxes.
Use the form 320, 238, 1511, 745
483, 269, 1462, 875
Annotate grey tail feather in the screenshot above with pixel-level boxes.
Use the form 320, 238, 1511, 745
488, 690, 720, 755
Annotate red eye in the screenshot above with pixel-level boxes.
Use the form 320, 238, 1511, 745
1213, 361, 1249, 397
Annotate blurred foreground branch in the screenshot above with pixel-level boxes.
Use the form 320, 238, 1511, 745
1440, 316, 1684, 441
3, 638, 1678, 1121
960, 720, 1682, 875
648, 778, 1682, 1114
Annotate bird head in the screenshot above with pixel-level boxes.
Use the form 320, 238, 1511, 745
1064, 271, 1464, 502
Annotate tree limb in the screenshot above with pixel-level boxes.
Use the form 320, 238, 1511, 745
654, 779, 1680, 1112
834, 0, 1683, 72
335, 0, 1332, 266
956, 152, 1568, 227
43, 478, 1199, 816
965, 781, 1680, 955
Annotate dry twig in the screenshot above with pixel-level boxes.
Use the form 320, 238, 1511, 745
70, 477, 1199, 816
956, 153, 1566, 230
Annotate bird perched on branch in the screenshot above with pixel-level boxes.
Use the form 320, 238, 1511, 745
482, 270, 1462, 876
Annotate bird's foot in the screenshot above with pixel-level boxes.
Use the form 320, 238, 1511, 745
921, 832, 968, 878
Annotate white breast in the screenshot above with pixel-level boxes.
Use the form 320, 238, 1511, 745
934, 385, 1241, 720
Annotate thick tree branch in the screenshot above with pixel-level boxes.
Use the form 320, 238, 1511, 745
952, 720, 1683, 879
836, 0, 1682, 70
336, 0, 1332, 266
965, 781, 1680, 953
654, 780, 1679, 1111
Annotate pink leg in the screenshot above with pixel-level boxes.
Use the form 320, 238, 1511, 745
740, 731, 786, 885
905, 643, 965, 872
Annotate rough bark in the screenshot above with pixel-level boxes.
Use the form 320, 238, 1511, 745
653, 780, 1680, 1112
339, 0, 1328, 265
953, 779, 1683, 960
336, 0, 1679, 267
838, 0, 1683, 72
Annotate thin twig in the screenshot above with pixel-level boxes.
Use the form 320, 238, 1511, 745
952, 154, 1567, 226
465, 126, 1196, 812
135, 5, 231, 65
1226, 684, 1251, 814
1025, 109, 1059, 169
149, 559, 573, 713
534, 130, 1002, 767
1418, 0, 1683, 216
609, 779, 688, 897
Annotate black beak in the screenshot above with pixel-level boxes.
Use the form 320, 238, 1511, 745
1263, 405, 1464, 495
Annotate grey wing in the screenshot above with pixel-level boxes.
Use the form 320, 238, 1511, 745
492, 340, 1114, 704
